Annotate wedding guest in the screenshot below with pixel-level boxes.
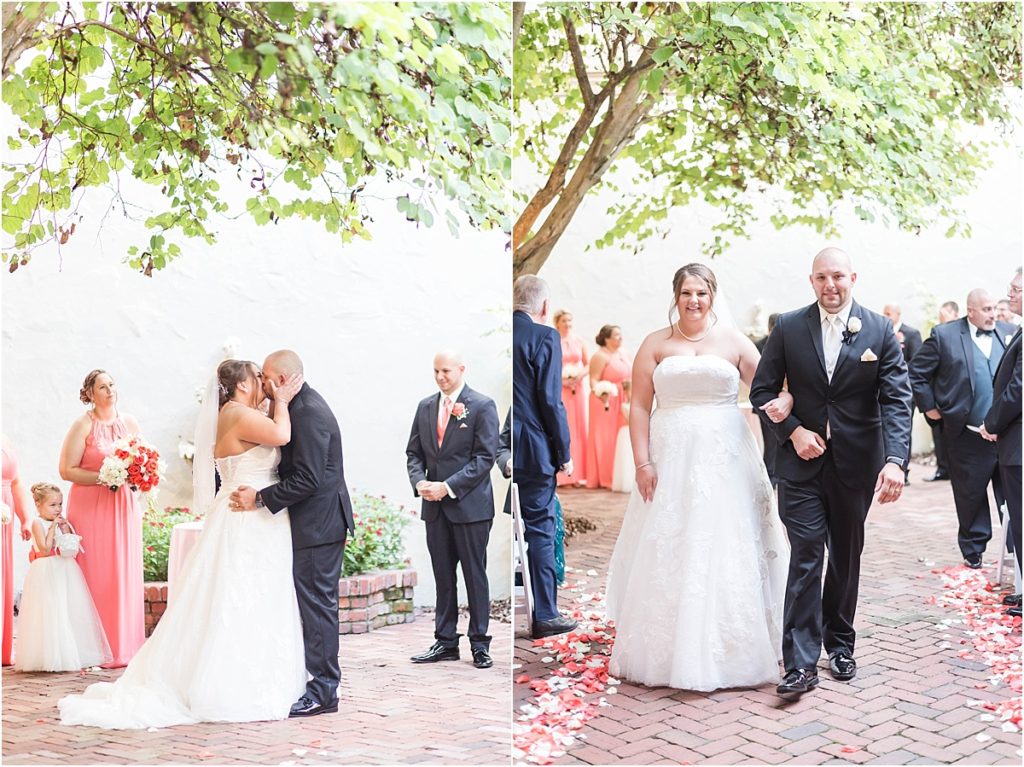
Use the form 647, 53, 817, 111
909, 290, 1016, 568
939, 301, 960, 324
754, 313, 780, 486
58, 370, 144, 667
512, 275, 576, 638
2, 435, 33, 666
407, 351, 498, 669
925, 301, 961, 481
497, 408, 511, 515
982, 268, 1022, 617
884, 304, 923, 485
14, 483, 111, 672
996, 298, 1021, 326
554, 310, 589, 487
586, 326, 631, 490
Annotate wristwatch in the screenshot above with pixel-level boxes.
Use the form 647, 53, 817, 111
255, 491, 265, 509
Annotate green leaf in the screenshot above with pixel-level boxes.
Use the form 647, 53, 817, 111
652, 46, 674, 65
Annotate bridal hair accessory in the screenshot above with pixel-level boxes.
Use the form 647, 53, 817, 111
842, 316, 862, 345
217, 381, 229, 398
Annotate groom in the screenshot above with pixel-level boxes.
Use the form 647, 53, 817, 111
751, 248, 912, 700
232, 350, 355, 717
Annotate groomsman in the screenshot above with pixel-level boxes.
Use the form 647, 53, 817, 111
925, 301, 961, 482
909, 289, 1016, 568
406, 351, 499, 669
512, 275, 577, 638
982, 268, 1022, 617
884, 304, 923, 484
755, 313, 780, 486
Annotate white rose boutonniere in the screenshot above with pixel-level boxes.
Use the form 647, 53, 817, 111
843, 316, 862, 345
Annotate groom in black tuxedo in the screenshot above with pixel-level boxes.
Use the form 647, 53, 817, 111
232, 350, 355, 717
406, 351, 499, 670
751, 248, 912, 700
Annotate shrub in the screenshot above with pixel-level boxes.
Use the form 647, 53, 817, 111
342, 493, 416, 577
143, 503, 201, 582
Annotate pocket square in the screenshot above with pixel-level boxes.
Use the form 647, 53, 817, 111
860, 349, 878, 362
459, 423, 468, 429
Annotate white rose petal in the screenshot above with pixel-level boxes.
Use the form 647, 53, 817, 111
975, 733, 991, 742
291, 749, 307, 757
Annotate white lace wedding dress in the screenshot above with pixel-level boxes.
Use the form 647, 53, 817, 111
606, 355, 789, 691
59, 445, 305, 728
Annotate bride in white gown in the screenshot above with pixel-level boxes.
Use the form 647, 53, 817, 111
60, 360, 306, 728
606, 264, 792, 691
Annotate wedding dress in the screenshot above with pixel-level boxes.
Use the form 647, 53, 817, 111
59, 445, 305, 728
606, 355, 789, 691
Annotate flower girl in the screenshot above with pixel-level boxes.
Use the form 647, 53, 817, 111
14, 483, 111, 671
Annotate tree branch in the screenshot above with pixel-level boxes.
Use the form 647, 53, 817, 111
562, 16, 594, 107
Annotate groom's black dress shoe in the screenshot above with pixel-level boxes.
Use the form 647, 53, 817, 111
289, 695, 339, 718
1007, 605, 1022, 618
776, 669, 819, 700
1002, 593, 1022, 606
964, 555, 983, 569
472, 649, 493, 669
828, 652, 857, 681
532, 615, 578, 638
410, 641, 460, 663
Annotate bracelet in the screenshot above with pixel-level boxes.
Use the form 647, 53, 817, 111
635, 462, 652, 472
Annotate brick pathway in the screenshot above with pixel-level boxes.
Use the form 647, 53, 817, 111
3, 613, 510, 765
514, 462, 1023, 765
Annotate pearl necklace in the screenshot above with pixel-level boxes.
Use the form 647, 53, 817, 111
676, 315, 716, 342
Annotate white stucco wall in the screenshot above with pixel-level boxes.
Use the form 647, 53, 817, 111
1, 177, 511, 607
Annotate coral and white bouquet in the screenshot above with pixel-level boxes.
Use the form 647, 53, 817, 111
98, 437, 164, 494
592, 380, 618, 410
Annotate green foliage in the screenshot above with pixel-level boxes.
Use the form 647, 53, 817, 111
342, 492, 415, 577
515, 2, 1022, 263
142, 503, 200, 582
2, 2, 510, 273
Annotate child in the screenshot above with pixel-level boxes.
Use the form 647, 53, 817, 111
14, 483, 111, 671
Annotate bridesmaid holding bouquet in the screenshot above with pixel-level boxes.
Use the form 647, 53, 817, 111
586, 325, 632, 490
555, 309, 589, 487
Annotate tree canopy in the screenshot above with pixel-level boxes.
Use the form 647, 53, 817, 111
513, 1, 1022, 276
2, 1, 510, 274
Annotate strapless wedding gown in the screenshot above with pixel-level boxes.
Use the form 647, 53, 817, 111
59, 445, 305, 728
606, 356, 790, 691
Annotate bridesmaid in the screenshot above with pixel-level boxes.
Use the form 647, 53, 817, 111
2, 435, 33, 666
59, 369, 145, 667
586, 325, 632, 490
554, 309, 589, 487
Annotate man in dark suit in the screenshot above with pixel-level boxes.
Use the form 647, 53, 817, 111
512, 275, 576, 639
406, 351, 499, 670
754, 313, 780, 486
884, 304, 923, 485
925, 302, 961, 481
497, 408, 512, 515
909, 289, 1015, 569
232, 350, 354, 717
751, 248, 912, 700
982, 268, 1022, 617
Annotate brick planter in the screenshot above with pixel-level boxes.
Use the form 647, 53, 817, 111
143, 568, 416, 636
338, 568, 417, 634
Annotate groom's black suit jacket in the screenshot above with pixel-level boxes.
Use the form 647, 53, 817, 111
751, 301, 912, 489
261, 383, 355, 549
406, 384, 499, 524
985, 327, 1022, 467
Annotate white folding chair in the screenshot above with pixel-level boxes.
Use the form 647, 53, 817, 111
511, 483, 535, 637
996, 501, 1022, 591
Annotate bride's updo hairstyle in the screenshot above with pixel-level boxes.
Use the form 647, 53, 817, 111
217, 359, 257, 407
669, 263, 718, 328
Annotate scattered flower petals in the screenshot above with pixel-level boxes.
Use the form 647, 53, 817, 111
196, 751, 216, 760
976, 733, 992, 742
291, 748, 307, 757
840, 746, 860, 753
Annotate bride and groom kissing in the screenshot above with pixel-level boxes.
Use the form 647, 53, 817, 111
60, 350, 354, 728
603, 247, 912, 700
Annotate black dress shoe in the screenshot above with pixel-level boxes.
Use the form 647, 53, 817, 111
1007, 605, 1022, 618
289, 695, 339, 718
964, 555, 983, 569
472, 649, 493, 669
924, 471, 950, 482
1002, 593, 1022, 606
410, 641, 460, 663
532, 614, 578, 638
829, 652, 857, 681
777, 668, 819, 700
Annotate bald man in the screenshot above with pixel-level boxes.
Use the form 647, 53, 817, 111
232, 350, 355, 717
751, 247, 912, 700
909, 289, 1016, 569
406, 351, 499, 669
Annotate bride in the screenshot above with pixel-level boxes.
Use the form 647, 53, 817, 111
606, 264, 792, 691
59, 360, 306, 728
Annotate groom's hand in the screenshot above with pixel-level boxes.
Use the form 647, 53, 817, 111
790, 426, 826, 460
874, 463, 904, 504
230, 485, 258, 512
418, 481, 448, 502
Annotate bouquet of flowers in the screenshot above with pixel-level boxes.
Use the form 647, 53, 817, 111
0, 501, 10, 525
562, 363, 585, 394
98, 437, 164, 493
592, 380, 618, 411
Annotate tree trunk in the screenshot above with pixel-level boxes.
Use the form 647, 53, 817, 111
512, 2, 525, 48
513, 60, 656, 277
2, 3, 49, 80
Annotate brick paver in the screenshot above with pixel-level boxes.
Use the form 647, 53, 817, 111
3, 613, 511, 764
514, 461, 1022, 764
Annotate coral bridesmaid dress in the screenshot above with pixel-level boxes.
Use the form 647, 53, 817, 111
2, 445, 18, 665
586, 353, 631, 490
558, 335, 589, 487
66, 415, 144, 667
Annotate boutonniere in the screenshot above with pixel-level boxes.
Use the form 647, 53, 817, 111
842, 316, 862, 345
451, 402, 468, 421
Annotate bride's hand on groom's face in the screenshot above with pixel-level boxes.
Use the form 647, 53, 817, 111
268, 374, 303, 404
